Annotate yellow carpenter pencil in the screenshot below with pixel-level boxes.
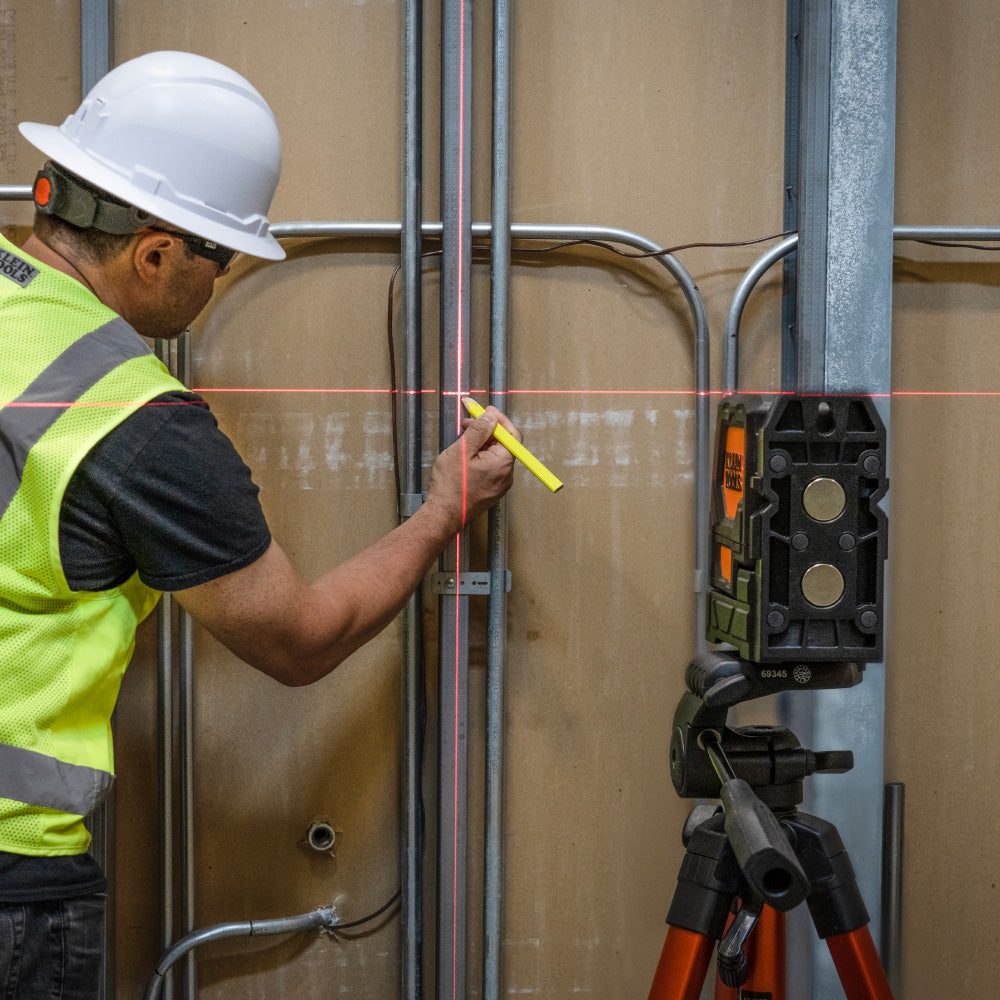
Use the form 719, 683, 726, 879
461, 397, 564, 493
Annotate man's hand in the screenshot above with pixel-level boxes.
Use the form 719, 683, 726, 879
423, 405, 521, 531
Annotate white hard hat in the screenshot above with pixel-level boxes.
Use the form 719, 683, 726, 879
19, 50, 285, 260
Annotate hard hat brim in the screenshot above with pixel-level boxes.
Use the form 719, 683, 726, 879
19, 122, 287, 262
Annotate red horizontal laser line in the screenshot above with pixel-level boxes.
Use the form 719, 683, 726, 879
191, 387, 416, 393
9, 389, 1000, 407
188, 387, 1000, 398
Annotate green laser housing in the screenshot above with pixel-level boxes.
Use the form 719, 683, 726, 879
705, 394, 888, 663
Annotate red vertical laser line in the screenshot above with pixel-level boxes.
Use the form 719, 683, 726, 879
451, 3, 467, 997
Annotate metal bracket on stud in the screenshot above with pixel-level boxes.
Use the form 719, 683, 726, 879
399, 492, 427, 518
430, 571, 512, 596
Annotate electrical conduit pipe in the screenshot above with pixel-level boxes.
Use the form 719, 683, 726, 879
141, 905, 339, 1000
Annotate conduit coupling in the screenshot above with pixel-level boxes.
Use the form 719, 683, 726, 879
142, 905, 339, 1000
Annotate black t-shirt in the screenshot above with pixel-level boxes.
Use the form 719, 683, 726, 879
0, 391, 271, 902
59, 390, 271, 591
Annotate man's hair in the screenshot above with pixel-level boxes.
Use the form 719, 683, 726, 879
33, 162, 160, 264
33, 209, 136, 264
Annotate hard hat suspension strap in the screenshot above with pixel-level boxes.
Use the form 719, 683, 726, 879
33, 161, 157, 236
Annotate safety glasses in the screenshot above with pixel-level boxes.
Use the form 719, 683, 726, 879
151, 228, 238, 269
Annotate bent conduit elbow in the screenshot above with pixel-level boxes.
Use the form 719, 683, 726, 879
141, 905, 339, 1000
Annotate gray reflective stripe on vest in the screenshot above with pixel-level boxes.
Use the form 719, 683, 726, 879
0, 742, 113, 816
0, 317, 153, 521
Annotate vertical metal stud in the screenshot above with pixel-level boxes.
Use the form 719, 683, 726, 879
80, 0, 113, 93
483, 3, 511, 1000
781, 0, 802, 391
784, 2, 897, 995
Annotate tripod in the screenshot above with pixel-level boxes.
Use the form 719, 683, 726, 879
647, 651, 896, 1000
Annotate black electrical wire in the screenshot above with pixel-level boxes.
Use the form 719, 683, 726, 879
386, 228, 824, 525
909, 238, 1000, 252
386, 225, 1000, 515
386, 249, 442, 521
386, 228, 1000, 469
386, 228, 799, 508
502, 228, 798, 261
333, 887, 403, 934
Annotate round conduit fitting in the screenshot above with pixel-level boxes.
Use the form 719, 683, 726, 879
306, 821, 337, 855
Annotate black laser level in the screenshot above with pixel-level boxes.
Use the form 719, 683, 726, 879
646, 393, 895, 999
705, 394, 888, 663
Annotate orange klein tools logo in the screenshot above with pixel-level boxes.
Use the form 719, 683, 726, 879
718, 425, 745, 584
722, 425, 745, 519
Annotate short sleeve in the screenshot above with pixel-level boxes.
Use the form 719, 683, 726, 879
60, 392, 272, 592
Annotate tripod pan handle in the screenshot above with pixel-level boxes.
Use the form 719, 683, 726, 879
720, 778, 809, 911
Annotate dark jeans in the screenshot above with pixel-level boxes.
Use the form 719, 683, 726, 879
0, 894, 105, 1000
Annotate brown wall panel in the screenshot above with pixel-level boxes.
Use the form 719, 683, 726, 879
8, 2, 1000, 998
0, 0, 79, 232
889, 3, 1000, 994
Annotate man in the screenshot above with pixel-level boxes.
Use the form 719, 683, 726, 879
0, 51, 519, 996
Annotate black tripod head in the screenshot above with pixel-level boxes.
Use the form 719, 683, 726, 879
659, 650, 891, 995
670, 649, 859, 810
669, 649, 858, 912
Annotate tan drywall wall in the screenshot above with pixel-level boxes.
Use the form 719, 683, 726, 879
889, 6, 1000, 996
0, 0, 78, 233
2, 2, 998, 998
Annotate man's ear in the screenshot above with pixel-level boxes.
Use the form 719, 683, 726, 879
131, 230, 178, 284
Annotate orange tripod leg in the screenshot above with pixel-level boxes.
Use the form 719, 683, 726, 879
647, 926, 716, 1000
826, 926, 895, 1000
713, 905, 785, 1000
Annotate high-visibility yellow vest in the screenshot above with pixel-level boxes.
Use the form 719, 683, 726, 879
0, 234, 185, 855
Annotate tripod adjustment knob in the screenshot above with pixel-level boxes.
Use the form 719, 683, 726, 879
715, 896, 759, 988
812, 750, 854, 774
716, 945, 749, 989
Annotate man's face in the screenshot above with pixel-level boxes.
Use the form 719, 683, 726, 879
163, 250, 226, 337
129, 239, 228, 340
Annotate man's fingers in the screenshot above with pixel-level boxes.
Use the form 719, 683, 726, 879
460, 411, 500, 453
462, 406, 521, 447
